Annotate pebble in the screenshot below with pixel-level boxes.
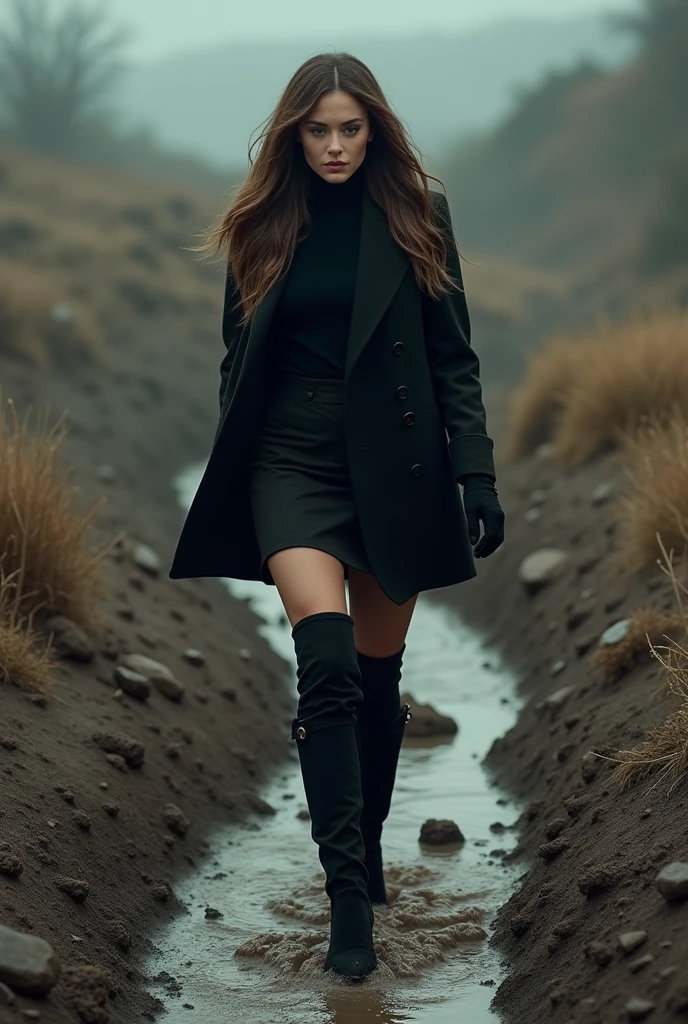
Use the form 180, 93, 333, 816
656, 861, 688, 902
132, 542, 161, 575
419, 818, 464, 845
550, 660, 567, 677
591, 481, 615, 506
204, 907, 223, 920
45, 616, 95, 663
238, 647, 252, 662
95, 463, 117, 482
625, 997, 654, 1020
519, 549, 570, 595
120, 653, 185, 702
581, 750, 602, 783
600, 619, 631, 646
629, 954, 653, 973
113, 665, 151, 702
525, 507, 541, 524
0, 924, 61, 994
182, 648, 205, 666
618, 931, 647, 955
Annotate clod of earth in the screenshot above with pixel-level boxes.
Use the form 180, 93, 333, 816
0, 852, 23, 879
419, 818, 465, 845
54, 876, 90, 903
578, 863, 623, 897
0, 924, 61, 994
45, 615, 95, 663
162, 803, 190, 837
655, 861, 688, 902
92, 730, 145, 768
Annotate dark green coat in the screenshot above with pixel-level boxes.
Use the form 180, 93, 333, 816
168, 185, 496, 605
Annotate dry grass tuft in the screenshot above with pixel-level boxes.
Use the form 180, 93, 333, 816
615, 415, 688, 572
606, 541, 688, 792
0, 565, 55, 693
588, 607, 683, 684
0, 391, 116, 633
508, 309, 688, 464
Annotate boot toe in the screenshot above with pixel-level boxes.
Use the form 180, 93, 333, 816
325, 948, 377, 979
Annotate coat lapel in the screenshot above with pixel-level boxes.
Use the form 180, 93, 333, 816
345, 183, 410, 379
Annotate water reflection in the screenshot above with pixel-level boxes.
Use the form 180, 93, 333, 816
146, 463, 524, 1022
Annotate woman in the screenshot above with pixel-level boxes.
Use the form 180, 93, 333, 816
169, 51, 505, 981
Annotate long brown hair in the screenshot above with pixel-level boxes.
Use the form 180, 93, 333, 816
197, 51, 457, 323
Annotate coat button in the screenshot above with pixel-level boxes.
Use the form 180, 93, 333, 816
411, 463, 423, 476
392, 341, 404, 356
396, 385, 409, 400
403, 411, 416, 426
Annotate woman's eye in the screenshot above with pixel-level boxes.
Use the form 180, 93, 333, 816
309, 126, 360, 137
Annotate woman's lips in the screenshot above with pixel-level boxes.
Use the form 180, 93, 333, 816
325, 162, 346, 169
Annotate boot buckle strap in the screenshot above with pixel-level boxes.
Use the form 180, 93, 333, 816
403, 703, 413, 724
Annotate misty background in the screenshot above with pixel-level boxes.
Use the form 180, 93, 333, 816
0, 0, 685, 380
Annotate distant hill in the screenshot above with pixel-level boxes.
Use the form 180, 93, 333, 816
115, 16, 633, 172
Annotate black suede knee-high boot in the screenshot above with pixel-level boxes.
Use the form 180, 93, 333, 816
291, 611, 376, 979
356, 646, 412, 905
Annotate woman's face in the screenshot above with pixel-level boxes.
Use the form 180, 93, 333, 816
298, 89, 373, 184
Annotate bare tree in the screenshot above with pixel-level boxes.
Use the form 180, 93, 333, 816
0, 0, 131, 157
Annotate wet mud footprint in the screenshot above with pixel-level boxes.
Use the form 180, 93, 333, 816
234, 865, 487, 981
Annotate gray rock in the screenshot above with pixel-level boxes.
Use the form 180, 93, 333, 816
50, 301, 73, 325
519, 549, 569, 595
119, 653, 185, 702
619, 931, 647, 955
525, 507, 542, 524
656, 861, 688, 902
95, 464, 117, 483
0, 924, 61, 994
530, 488, 548, 506
400, 692, 457, 738
625, 997, 655, 1021
113, 666, 151, 702
600, 619, 631, 646
419, 818, 464, 845
629, 954, 653, 973
550, 659, 567, 677
535, 442, 554, 461
581, 750, 602, 783
543, 686, 575, 710
132, 543, 161, 576
45, 615, 95, 663
591, 481, 615, 506
238, 647, 252, 662
182, 648, 205, 666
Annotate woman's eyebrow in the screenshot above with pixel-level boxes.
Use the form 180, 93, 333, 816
304, 117, 363, 126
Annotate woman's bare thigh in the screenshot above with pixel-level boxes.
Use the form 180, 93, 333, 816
347, 567, 418, 657
266, 547, 348, 628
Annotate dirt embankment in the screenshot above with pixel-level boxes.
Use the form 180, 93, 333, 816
450, 428, 688, 1023
0, 146, 294, 1023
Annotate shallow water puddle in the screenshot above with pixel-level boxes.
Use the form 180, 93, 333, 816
147, 465, 524, 1022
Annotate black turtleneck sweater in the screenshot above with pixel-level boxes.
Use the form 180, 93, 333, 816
274, 164, 364, 379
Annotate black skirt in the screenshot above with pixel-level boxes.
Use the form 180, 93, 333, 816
248, 374, 373, 586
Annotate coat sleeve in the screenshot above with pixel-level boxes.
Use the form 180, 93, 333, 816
218, 257, 244, 411
422, 191, 496, 483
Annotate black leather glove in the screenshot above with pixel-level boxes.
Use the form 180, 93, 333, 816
461, 473, 505, 558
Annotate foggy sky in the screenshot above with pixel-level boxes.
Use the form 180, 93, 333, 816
106, 0, 639, 60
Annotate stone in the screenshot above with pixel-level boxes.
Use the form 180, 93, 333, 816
585, 940, 613, 966
113, 665, 151, 702
50, 301, 73, 324
529, 488, 549, 506
182, 648, 205, 666
525, 507, 541, 524
71, 810, 91, 831
591, 481, 615, 506
0, 981, 16, 1005
400, 692, 457, 738
95, 463, 117, 483
163, 804, 190, 837
204, 907, 223, 920
105, 753, 128, 771
535, 442, 554, 460
519, 549, 569, 595
119, 653, 185, 702
550, 660, 567, 677
539, 686, 576, 711
151, 882, 172, 903
581, 750, 602, 783
92, 730, 145, 768
0, 852, 23, 879
600, 619, 631, 646
419, 818, 465, 845
656, 861, 688, 902
238, 647, 252, 662
45, 616, 95, 663
55, 877, 89, 903
625, 998, 654, 1021
0, 925, 61, 995
132, 543, 161, 575
629, 954, 653, 973
538, 838, 568, 860
619, 931, 647, 955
